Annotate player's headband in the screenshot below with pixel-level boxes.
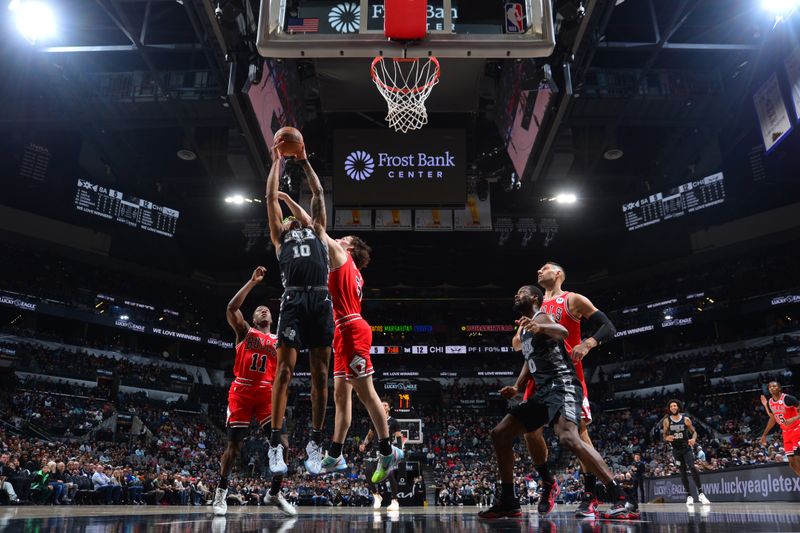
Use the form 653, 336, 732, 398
282, 216, 298, 224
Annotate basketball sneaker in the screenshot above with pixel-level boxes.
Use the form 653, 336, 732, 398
212, 488, 228, 516
686, 495, 695, 506
211, 516, 227, 533
575, 492, 598, 518
372, 493, 382, 509
602, 494, 640, 520
538, 479, 560, 515
268, 444, 288, 475
264, 492, 298, 516
387, 499, 400, 511
304, 441, 324, 475
320, 453, 349, 473
371, 446, 404, 483
698, 493, 711, 505
477, 501, 523, 519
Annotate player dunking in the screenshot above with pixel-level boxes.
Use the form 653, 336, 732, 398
277, 192, 404, 483
662, 400, 710, 506
760, 382, 800, 475
359, 400, 405, 510
212, 267, 295, 517
266, 142, 334, 476
502, 262, 616, 517
479, 285, 635, 520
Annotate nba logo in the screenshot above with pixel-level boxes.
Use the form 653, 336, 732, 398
505, 3, 525, 34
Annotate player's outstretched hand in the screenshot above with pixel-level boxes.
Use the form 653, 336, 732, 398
760, 395, 769, 408
251, 266, 267, 283
499, 386, 518, 399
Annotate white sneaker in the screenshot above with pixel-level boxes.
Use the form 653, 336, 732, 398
269, 444, 289, 475
686, 495, 694, 506
304, 440, 324, 475
211, 516, 227, 533
265, 492, 298, 516
387, 499, 400, 511
372, 493, 383, 509
698, 493, 711, 505
212, 488, 228, 516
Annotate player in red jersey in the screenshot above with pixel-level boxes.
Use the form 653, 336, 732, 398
277, 192, 403, 483
212, 266, 296, 517
502, 261, 617, 517
760, 381, 800, 475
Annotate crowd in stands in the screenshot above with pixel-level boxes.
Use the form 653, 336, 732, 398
598, 336, 797, 392
11, 341, 196, 391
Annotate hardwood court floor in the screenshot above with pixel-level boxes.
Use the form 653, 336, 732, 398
1, 503, 799, 532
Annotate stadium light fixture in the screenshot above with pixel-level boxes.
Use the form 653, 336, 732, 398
120, 315, 129, 321
762, 0, 800, 14
224, 194, 261, 205
555, 193, 577, 204
9, 0, 56, 44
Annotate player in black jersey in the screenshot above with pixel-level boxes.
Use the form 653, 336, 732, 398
479, 285, 636, 521
360, 400, 405, 510
266, 141, 335, 476
662, 400, 710, 506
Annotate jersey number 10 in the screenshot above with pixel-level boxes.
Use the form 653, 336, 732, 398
249, 353, 268, 373
293, 245, 311, 258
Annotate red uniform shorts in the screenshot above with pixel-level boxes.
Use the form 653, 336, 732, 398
226, 381, 272, 428
783, 425, 800, 456
333, 318, 374, 380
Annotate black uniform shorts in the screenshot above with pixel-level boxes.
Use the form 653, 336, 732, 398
276, 286, 334, 350
509, 376, 584, 432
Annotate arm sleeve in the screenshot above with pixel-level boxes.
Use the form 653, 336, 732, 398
785, 395, 799, 407
586, 310, 617, 345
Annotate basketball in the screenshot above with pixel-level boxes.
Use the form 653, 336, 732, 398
273, 126, 304, 157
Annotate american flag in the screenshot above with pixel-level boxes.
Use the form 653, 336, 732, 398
287, 17, 319, 33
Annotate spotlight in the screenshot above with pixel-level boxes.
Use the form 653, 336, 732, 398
664, 314, 673, 320
120, 315, 130, 321
9, 0, 56, 44
232, 195, 244, 205
762, 0, 800, 14
555, 193, 577, 204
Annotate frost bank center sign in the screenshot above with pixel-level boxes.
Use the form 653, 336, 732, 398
334, 129, 466, 208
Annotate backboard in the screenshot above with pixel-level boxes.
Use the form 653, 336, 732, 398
256, 0, 555, 59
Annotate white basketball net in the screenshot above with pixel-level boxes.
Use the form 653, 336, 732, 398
371, 56, 441, 133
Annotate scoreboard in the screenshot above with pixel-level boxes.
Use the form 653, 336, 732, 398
74, 179, 180, 237
622, 172, 725, 231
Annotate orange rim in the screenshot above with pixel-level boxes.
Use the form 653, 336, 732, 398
370, 56, 440, 95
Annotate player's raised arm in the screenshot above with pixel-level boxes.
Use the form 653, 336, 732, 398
278, 191, 348, 267
226, 266, 265, 344
298, 157, 328, 238
266, 147, 285, 250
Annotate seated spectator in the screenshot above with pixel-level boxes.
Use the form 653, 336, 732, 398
92, 465, 122, 504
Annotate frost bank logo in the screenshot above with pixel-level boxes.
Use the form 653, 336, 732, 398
345, 150, 375, 181
329, 3, 360, 33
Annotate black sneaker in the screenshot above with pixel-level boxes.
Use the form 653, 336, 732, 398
478, 501, 522, 519
602, 496, 640, 520
575, 492, 598, 518
537, 479, 560, 515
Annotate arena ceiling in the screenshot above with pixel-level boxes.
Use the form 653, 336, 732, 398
1, 0, 799, 291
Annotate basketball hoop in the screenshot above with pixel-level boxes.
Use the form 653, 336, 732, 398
371, 56, 441, 133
